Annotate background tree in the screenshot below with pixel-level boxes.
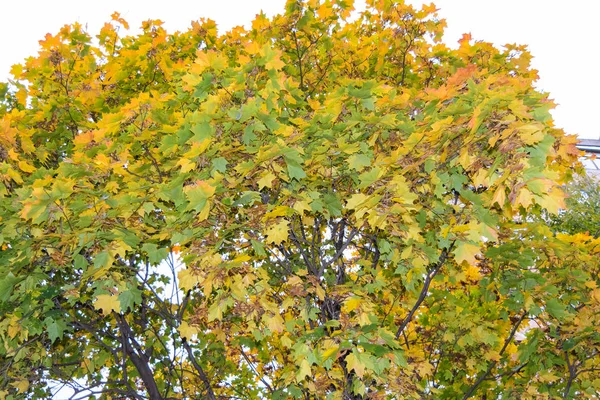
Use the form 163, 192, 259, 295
0, 0, 598, 399
549, 174, 600, 238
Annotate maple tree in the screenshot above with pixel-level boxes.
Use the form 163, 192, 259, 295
1, 0, 599, 398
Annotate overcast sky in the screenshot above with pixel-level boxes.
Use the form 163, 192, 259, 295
1, 0, 597, 139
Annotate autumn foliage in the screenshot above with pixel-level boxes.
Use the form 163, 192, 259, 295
0, 0, 599, 399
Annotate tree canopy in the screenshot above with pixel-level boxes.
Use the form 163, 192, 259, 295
0, 0, 598, 399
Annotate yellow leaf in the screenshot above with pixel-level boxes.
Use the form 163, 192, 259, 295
519, 123, 545, 145
178, 268, 201, 292
346, 351, 365, 378
322, 345, 338, 360
6, 167, 23, 184
184, 139, 211, 157
265, 313, 285, 333
357, 311, 372, 326
293, 200, 311, 215
458, 149, 474, 170
193, 50, 227, 73
11, 379, 29, 393
464, 265, 481, 281
342, 296, 362, 313
7, 148, 19, 161
296, 359, 311, 382
10, 64, 23, 78
453, 241, 479, 266
15, 88, 27, 106
258, 171, 277, 189
94, 153, 112, 170
203, 274, 214, 298
18, 160, 36, 173
315, 284, 325, 300
346, 193, 368, 210
194, 180, 216, 197
281, 334, 293, 348
178, 321, 199, 340
585, 280, 597, 289
472, 170, 490, 188
208, 301, 223, 322
197, 200, 211, 222
110, 240, 133, 258
260, 45, 285, 70
266, 54, 285, 70
263, 205, 292, 221
177, 157, 196, 173
7, 316, 19, 339
492, 185, 506, 207
94, 294, 121, 315
539, 371, 560, 383
265, 219, 289, 244
245, 41, 261, 55
535, 189, 566, 214
418, 361, 435, 377
515, 188, 533, 208
230, 275, 246, 300
317, 3, 334, 19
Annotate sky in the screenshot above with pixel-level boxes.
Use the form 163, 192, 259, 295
0, 0, 598, 139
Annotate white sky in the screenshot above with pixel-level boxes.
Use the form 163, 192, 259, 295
1, 0, 597, 139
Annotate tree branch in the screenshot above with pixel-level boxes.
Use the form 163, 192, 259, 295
240, 347, 275, 393
115, 313, 163, 400
395, 242, 455, 340
182, 340, 217, 400
463, 311, 528, 399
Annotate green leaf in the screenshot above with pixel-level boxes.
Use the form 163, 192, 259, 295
532, 103, 553, 123
94, 251, 112, 270
234, 191, 262, 206
190, 121, 214, 140
545, 298, 567, 319
251, 239, 267, 257
44, 317, 68, 343
323, 193, 342, 217
119, 286, 143, 312
358, 167, 380, 189
212, 157, 227, 173
286, 159, 306, 181
73, 254, 87, 271
0, 273, 20, 302
151, 109, 170, 124
347, 153, 371, 171
185, 181, 216, 212
142, 243, 169, 265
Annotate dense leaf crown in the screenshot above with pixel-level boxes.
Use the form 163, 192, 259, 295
0, 1, 598, 399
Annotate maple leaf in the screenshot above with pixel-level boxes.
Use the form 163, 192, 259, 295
178, 321, 200, 340
342, 296, 362, 313
346, 193, 368, 210
265, 313, 285, 333
258, 171, 277, 189
17, 160, 36, 173
94, 294, 121, 315
11, 379, 29, 393
453, 241, 480, 266
265, 219, 289, 244
296, 359, 311, 382
178, 268, 201, 292
346, 351, 366, 378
